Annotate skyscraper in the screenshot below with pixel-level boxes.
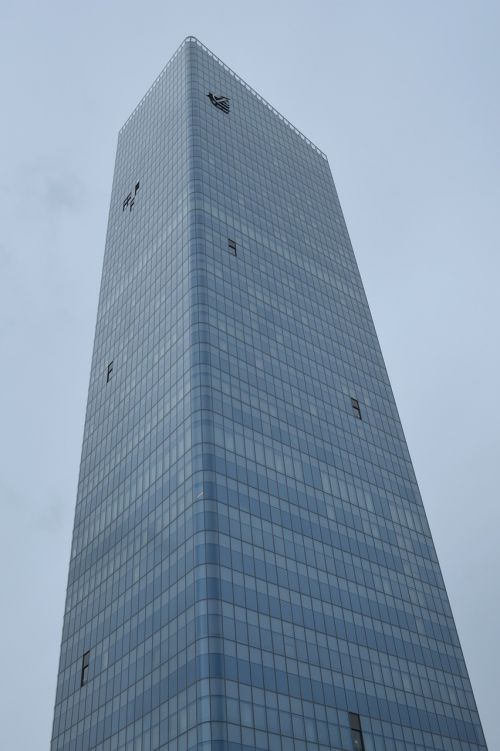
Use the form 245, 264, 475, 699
51, 37, 487, 751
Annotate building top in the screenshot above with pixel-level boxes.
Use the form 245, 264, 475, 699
119, 36, 327, 161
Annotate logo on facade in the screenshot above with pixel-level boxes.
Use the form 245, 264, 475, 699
207, 93, 230, 113
123, 181, 140, 212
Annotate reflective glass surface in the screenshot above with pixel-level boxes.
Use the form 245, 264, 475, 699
51, 37, 487, 751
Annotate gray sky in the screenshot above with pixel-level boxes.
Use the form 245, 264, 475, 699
1, 2, 498, 748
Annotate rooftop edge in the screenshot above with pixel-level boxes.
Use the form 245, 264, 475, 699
119, 36, 327, 161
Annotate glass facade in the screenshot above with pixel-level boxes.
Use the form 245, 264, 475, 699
51, 37, 487, 751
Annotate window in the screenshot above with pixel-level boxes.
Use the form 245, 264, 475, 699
106, 361, 113, 383
80, 651, 90, 687
351, 397, 362, 419
348, 712, 365, 751
228, 238, 237, 256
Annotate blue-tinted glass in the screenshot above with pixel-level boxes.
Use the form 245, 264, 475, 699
51, 37, 487, 751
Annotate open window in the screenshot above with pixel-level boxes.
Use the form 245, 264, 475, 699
348, 713, 365, 751
351, 397, 362, 420
80, 651, 90, 687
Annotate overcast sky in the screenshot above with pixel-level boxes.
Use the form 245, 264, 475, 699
1, 2, 498, 749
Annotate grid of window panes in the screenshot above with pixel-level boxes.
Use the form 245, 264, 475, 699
50, 37, 487, 751
188, 39, 486, 751
51, 41, 204, 751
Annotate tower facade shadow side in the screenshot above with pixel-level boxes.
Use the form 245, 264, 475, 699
50, 37, 488, 751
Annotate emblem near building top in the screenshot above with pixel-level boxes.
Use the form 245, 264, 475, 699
207, 92, 230, 113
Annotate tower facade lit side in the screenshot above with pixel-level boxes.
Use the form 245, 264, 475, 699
51, 37, 487, 751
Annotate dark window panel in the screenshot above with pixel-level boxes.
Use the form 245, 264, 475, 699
351, 397, 362, 419
80, 651, 90, 687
